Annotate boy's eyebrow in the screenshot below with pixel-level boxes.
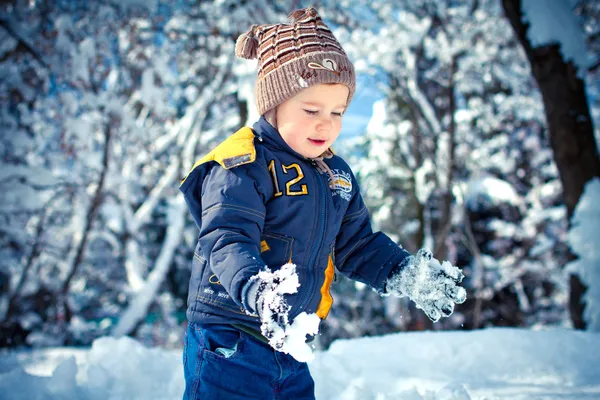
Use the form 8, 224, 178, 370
300, 101, 347, 109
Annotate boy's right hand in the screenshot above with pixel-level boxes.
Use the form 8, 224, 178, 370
244, 264, 300, 350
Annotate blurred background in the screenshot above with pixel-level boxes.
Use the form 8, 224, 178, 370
1, 0, 598, 351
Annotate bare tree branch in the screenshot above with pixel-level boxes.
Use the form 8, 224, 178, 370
0, 16, 48, 69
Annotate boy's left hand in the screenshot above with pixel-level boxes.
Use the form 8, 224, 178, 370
385, 249, 467, 322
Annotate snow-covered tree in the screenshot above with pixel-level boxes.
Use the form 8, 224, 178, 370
2, 0, 595, 351
502, 0, 600, 329
0, 0, 246, 347
567, 178, 600, 331
321, 0, 573, 340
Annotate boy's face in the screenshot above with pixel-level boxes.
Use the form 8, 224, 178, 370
275, 83, 349, 158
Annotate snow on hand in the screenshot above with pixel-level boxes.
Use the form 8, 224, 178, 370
386, 249, 467, 322
255, 263, 321, 362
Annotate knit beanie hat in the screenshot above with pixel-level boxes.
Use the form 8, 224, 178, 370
235, 7, 356, 116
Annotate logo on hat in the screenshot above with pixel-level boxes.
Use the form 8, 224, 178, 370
308, 59, 340, 76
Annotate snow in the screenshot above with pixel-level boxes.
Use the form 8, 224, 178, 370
2, 2, 597, 399
521, 0, 590, 76
465, 176, 520, 211
233, 56, 260, 125
0, 164, 57, 187
0, 181, 42, 212
141, 69, 169, 117
252, 263, 321, 362
567, 178, 600, 331
385, 249, 467, 323
0, 28, 18, 58
110, 0, 158, 13
415, 159, 437, 204
1, 328, 599, 399
312, 328, 600, 399
281, 312, 321, 362
111, 196, 187, 337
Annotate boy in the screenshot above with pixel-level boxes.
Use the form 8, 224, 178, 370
179, 7, 466, 399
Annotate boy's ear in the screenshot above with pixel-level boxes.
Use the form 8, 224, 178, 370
264, 109, 277, 129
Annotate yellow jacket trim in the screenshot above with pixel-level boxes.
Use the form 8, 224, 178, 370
180, 127, 256, 186
260, 240, 270, 253
316, 255, 335, 319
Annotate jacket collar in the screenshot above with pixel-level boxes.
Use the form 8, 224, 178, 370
252, 117, 335, 161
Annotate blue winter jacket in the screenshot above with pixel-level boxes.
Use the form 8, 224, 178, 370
179, 117, 410, 333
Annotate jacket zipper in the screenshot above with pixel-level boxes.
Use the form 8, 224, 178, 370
331, 241, 337, 282
297, 160, 326, 314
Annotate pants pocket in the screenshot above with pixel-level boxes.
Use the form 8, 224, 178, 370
199, 324, 243, 361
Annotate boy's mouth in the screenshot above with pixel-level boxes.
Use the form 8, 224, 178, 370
308, 138, 327, 146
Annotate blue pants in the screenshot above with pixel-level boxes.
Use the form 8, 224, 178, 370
183, 322, 315, 400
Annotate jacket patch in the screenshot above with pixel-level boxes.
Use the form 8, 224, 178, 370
328, 169, 352, 201
180, 127, 256, 186
223, 154, 253, 169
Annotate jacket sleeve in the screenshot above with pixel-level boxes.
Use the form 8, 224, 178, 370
182, 161, 272, 308
335, 175, 410, 293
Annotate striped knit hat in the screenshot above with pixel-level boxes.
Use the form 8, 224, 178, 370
235, 7, 356, 116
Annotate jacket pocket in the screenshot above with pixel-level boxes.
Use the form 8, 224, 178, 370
190, 248, 248, 315
259, 231, 294, 268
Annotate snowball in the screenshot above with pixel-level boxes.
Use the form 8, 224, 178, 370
255, 263, 322, 362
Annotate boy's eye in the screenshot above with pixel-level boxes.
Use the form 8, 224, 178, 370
332, 112, 343, 117
304, 109, 318, 115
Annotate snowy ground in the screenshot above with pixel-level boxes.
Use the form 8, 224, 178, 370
1, 327, 599, 400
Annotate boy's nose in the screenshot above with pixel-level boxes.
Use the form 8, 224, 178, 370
317, 118, 332, 132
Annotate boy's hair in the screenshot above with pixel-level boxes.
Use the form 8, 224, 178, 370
235, 7, 356, 116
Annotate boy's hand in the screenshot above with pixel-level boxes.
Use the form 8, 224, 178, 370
244, 264, 300, 350
244, 264, 320, 361
385, 249, 467, 322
